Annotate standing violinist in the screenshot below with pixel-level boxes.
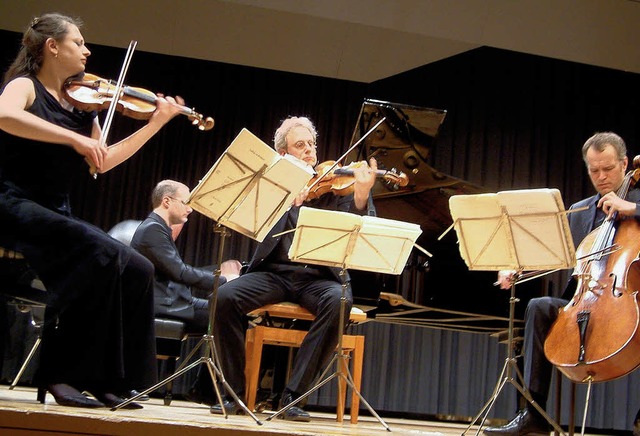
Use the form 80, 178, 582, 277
0, 13, 184, 408
211, 116, 377, 421
485, 132, 640, 435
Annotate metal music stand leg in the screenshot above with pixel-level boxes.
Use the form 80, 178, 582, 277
266, 268, 391, 431
463, 280, 565, 436
111, 224, 262, 425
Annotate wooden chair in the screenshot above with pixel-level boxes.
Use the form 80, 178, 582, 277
245, 302, 366, 423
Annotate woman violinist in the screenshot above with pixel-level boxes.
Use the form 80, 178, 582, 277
0, 13, 184, 409
486, 132, 640, 435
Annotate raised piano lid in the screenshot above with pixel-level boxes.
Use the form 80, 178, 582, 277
346, 99, 545, 333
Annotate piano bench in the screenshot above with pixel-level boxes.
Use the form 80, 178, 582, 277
245, 302, 365, 423
154, 317, 188, 406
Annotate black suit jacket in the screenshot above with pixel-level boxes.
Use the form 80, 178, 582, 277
131, 212, 224, 318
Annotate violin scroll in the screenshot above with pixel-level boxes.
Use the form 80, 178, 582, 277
187, 110, 215, 131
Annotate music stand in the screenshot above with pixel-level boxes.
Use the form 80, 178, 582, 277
266, 207, 424, 430
112, 128, 313, 420
447, 188, 576, 436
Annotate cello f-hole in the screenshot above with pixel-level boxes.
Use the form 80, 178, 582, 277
609, 272, 622, 297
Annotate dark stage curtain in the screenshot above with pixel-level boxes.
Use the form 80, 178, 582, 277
2, 28, 640, 431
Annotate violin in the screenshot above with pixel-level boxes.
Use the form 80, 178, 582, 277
306, 160, 408, 201
544, 156, 640, 383
63, 73, 214, 131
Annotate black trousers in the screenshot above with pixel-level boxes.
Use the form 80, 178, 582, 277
522, 296, 568, 404
214, 266, 352, 397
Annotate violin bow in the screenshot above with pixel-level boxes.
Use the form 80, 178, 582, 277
90, 40, 137, 178
307, 116, 386, 191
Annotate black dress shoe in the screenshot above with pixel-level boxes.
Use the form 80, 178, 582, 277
93, 392, 143, 410
278, 391, 311, 422
117, 389, 150, 401
41, 384, 105, 408
210, 398, 244, 415
483, 409, 550, 435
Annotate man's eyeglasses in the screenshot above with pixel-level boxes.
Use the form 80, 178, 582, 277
168, 196, 189, 206
291, 140, 317, 151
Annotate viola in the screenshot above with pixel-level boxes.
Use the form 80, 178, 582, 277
63, 73, 214, 131
306, 160, 408, 201
544, 156, 640, 383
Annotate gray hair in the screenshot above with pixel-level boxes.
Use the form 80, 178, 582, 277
582, 132, 627, 165
273, 116, 317, 153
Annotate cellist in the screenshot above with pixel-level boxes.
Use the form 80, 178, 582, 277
485, 132, 640, 436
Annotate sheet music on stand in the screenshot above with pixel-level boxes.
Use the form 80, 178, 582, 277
449, 188, 575, 436
188, 128, 314, 241
449, 188, 576, 272
288, 207, 424, 274
270, 206, 423, 430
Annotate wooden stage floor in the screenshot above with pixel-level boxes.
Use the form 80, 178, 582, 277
0, 385, 482, 436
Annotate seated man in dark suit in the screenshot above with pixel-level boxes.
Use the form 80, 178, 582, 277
131, 179, 241, 404
485, 132, 640, 435
212, 116, 377, 421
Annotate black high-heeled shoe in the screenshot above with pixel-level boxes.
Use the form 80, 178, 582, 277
116, 389, 150, 402
92, 392, 143, 410
39, 384, 105, 408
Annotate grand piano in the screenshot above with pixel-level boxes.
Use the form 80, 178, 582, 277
345, 99, 543, 335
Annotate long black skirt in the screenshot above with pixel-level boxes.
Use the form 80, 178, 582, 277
0, 187, 156, 392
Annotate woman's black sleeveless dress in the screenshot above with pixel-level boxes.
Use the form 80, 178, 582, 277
0, 77, 156, 392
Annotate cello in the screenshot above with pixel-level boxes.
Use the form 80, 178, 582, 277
544, 156, 640, 383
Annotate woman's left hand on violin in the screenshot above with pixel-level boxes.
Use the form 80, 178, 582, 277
147, 94, 186, 128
